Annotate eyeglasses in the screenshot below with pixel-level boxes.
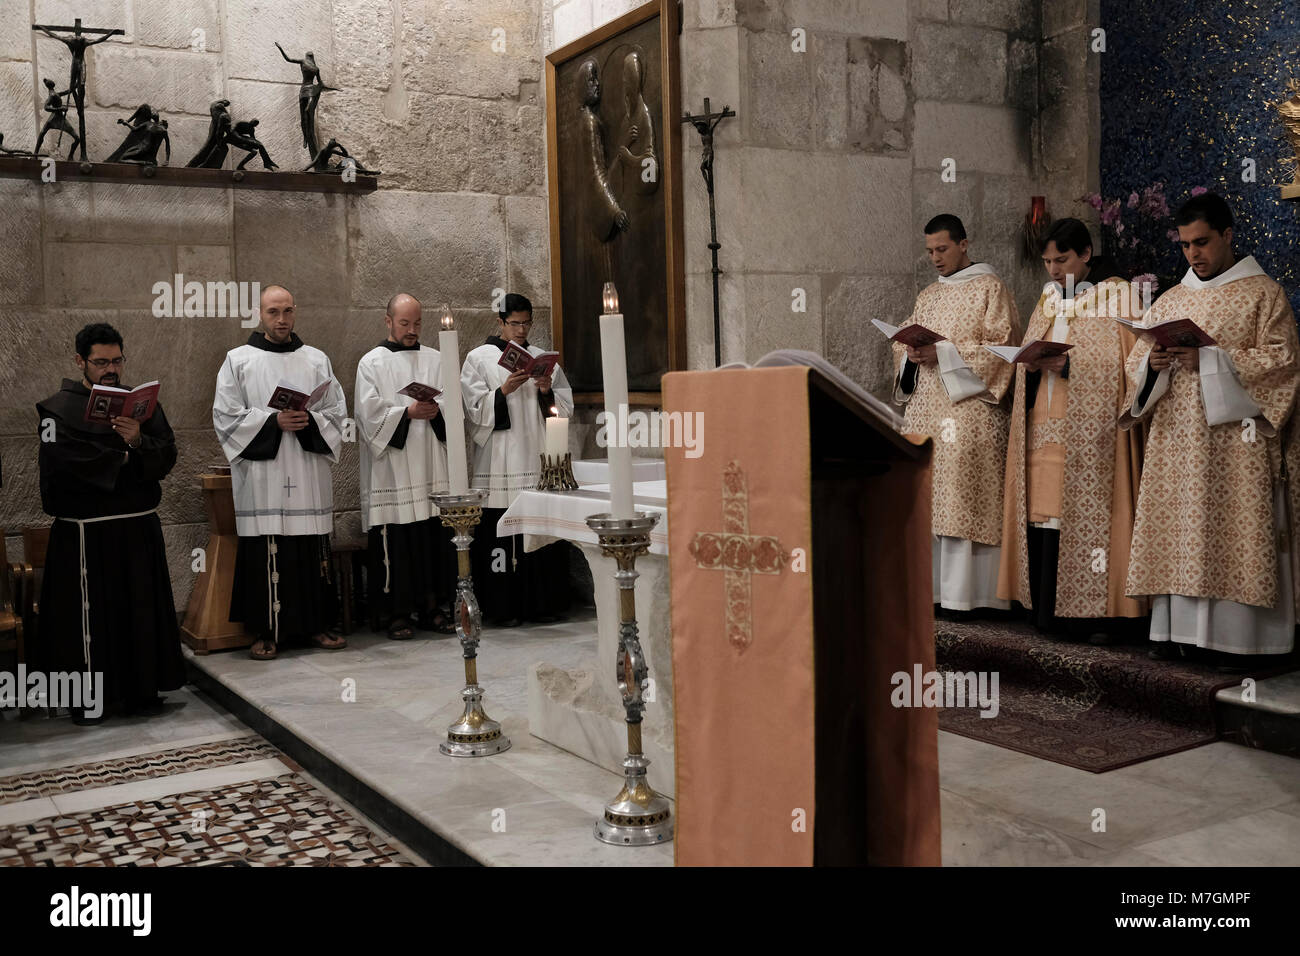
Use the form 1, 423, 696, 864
87, 357, 126, 369
505, 319, 533, 329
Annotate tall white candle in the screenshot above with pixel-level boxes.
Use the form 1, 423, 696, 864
545, 411, 568, 459
599, 285, 634, 520
438, 308, 470, 495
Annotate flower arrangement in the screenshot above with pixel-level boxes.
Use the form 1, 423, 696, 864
1076, 182, 1205, 290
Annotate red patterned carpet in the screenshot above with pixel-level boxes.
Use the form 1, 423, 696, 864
935, 618, 1294, 772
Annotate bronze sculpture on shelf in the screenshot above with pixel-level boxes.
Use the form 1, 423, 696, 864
105, 104, 171, 166
33, 78, 80, 160
276, 42, 338, 159
304, 138, 379, 175
32, 18, 124, 162
187, 99, 232, 168
227, 119, 278, 170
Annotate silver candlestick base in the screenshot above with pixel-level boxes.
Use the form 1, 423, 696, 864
432, 489, 510, 757
586, 512, 673, 846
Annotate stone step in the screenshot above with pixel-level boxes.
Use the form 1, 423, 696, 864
1216, 672, 1300, 759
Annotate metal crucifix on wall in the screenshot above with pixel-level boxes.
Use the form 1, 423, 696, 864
682, 97, 736, 368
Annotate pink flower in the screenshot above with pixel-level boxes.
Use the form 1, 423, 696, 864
1101, 199, 1122, 226
1190, 185, 1208, 196
1128, 192, 1139, 208
1133, 272, 1157, 287
1115, 220, 1125, 234
1083, 193, 1104, 210
1166, 228, 1181, 241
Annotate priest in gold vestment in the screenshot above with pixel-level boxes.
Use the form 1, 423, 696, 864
1120, 193, 1298, 663
998, 219, 1147, 641
894, 214, 1019, 612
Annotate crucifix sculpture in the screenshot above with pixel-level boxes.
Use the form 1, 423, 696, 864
32, 18, 125, 162
681, 97, 736, 368
688, 460, 786, 654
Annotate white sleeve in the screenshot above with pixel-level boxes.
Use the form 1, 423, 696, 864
935, 340, 989, 403
213, 353, 275, 462
354, 358, 407, 457
1199, 346, 1263, 427
462, 353, 498, 447
307, 356, 347, 464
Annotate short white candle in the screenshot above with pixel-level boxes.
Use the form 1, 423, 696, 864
545, 410, 568, 459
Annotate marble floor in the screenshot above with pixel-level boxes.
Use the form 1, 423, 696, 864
2, 612, 1297, 865
0, 687, 421, 866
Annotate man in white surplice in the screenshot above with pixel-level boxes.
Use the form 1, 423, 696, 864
355, 293, 458, 639
213, 284, 348, 660
1119, 192, 1299, 667
462, 293, 575, 626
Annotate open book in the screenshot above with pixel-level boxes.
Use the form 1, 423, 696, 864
267, 379, 331, 412
84, 381, 160, 424
1114, 316, 1216, 348
985, 340, 1075, 364
718, 349, 906, 433
871, 318, 947, 348
498, 342, 560, 377
397, 381, 441, 403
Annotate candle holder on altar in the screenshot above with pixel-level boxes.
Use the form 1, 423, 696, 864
431, 488, 511, 757
537, 452, 578, 491
585, 512, 673, 846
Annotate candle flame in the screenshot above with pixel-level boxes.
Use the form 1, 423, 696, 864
440, 303, 454, 330
601, 282, 619, 314
550, 406, 558, 415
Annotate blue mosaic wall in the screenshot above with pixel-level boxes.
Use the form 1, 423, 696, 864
1099, 0, 1300, 313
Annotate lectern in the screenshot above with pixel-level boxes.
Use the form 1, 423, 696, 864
665, 357, 940, 866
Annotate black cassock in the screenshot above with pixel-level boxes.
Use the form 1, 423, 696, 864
35, 379, 185, 714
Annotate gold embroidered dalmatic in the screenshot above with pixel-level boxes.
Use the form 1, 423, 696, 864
893, 272, 1019, 545
998, 278, 1146, 617
1121, 270, 1300, 611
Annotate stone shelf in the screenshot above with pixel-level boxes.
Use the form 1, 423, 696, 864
0, 155, 379, 194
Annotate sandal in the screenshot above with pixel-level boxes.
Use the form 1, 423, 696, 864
250, 638, 278, 661
387, 619, 415, 640
312, 631, 349, 650
423, 609, 457, 635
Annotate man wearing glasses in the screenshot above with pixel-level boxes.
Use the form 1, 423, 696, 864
34, 323, 184, 723
463, 293, 575, 626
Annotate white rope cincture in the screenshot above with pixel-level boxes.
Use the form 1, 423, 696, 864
57, 509, 158, 672
381, 525, 391, 594
266, 534, 281, 645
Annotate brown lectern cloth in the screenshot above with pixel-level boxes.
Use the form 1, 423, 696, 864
665, 366, 940, 866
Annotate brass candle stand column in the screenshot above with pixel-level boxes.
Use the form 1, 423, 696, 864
585, 512, 673, 846
537, 452, 578, 491
432, 489, 510, 757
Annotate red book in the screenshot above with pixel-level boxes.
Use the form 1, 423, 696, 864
984, 340, 1075, 364
267, 379, 331, 412
397, 381, 441, 402
871, 318, 947, 348
84, 381, 160, 423
497, 342, 560, 377
1115, 316, 1216, 349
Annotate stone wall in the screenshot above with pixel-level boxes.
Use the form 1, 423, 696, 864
0, 0, 552, 604
550, 0, 1101, 397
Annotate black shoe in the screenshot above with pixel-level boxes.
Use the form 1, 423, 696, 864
529, 614, 559, 624
1088, 632, 1117, 646
1148, 643, 1179, 660
495, 617, 521, 628
133, 696, 166, 717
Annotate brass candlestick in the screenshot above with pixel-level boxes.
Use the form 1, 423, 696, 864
585, 512, 673, 846
537, 452, 578, 491
432, 489, 510, 757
